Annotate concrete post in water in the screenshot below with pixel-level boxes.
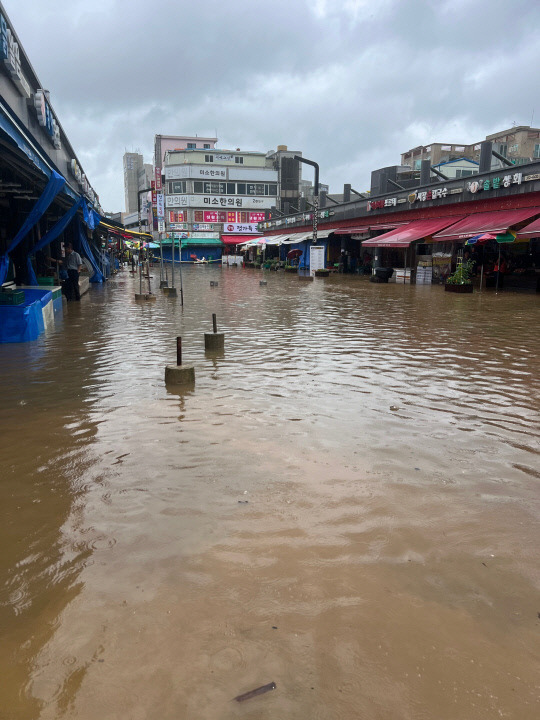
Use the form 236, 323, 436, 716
205, 313, 225, 351
165, 336, 195, 385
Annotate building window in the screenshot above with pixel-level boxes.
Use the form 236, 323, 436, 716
205, 155, 214, 163
234, 156, 244, 164
498, 143, 508, 157
265, 184, 278, 196
534, 144, 540, 158
194, 181, 204, 193
456, 169, 475, 178
187, 143, 196, 149
227, 182, 235, 194
169, 181, 186, 193
204, 144, 211, 149
236, 183, 246, 194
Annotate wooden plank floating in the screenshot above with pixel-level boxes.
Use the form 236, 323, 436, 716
234, 681, 276, 702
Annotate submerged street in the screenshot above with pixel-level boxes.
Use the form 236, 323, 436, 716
1, 267, 539, 719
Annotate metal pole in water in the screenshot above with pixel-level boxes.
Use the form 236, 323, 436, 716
178, 245, 184, 306
212, 313, 217, 333
176, 336, 182, 366
171, 238, 175, 288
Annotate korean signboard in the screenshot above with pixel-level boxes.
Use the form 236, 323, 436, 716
165, 195, 274, 209
168, 211, 185, 223
467, 173, 522, 193
154, 166, 162, 191
222, 223, 260, 234
156, 193, 165, 218
0, 11, 31, 98
214, 153, 234, 162
165, 165, 227, 180
192, 223, 214, 231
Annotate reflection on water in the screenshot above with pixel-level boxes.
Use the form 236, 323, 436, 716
1, 267, 539, 719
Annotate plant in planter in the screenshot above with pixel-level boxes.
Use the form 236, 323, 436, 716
315, 268, 329, 277
284, 264, 298, 273
445, 259, 474, 292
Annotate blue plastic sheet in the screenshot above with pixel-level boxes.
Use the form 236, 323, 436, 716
76, 219, 104, 283
0, 299, 44, 343
0, 170, 65, 285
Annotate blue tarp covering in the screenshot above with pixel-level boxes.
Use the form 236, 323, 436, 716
0, 299, 44, 343
76, 218, 104, 283
280, 241, 327, 269
0, 170, 66, 286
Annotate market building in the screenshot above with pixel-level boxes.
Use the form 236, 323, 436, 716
0, 2, 114, 342
254, 146, 540, 290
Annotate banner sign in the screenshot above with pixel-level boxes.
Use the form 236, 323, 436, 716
168, 210, 185, 222
222, 223, 260, 234
166, 194, 273, 209
154, 166, 162, 190
192, 223, 214, 231
156, 193, 164, 218
166, 165, 227, 180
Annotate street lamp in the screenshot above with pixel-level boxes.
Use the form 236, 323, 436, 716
294, 155, 319, 244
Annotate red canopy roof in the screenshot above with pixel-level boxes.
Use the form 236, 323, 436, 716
516, 216, 540, 239
221, 234, 260, 245
362, 217, 464, 248
336, 226, 370, 235
432, 207, 540, 242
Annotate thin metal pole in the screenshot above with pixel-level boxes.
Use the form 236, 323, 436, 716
146, 259, 152, 294
178, 245, 184, 306
139, 247, 142, 294
404, 249, 407, 284
495, 244, 501, 293
159, 233, 164, 284
176, 336, 182, 366
479, 245, 485, 292
171, 237, 175, 288
212, 313, 217, 333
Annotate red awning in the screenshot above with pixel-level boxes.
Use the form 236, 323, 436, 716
222, 234, 260, 245
516, 216, 540, 239
432, 207, 540, 242
362, 217, 464, 248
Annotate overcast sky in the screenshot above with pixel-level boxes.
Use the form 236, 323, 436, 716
5, 0, 540, 211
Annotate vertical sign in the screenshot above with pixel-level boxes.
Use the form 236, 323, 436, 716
310, 245, 325, 276
151, 180, 158, 230
154, 167, 162, 191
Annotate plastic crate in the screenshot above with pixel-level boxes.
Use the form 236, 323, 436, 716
0, 289, 25, 305
37, 277, 55, 286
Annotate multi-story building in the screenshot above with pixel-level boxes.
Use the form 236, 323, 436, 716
162, 147, 278, 259
401, 125, 540, 171
123, 152, 152, 213
154, 135, 218, 168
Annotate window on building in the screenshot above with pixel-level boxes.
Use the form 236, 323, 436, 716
227, 183, 235, 194
534, 144, 540, 158
187, 143, 196, 149
205, 155, 214, 163
498, 143, 508, 157
265, 184, 278, 196
169, 181, 186, 193
234, 156, 244, 164
204, 144, 211, 149
236, 183, 246, 194
456, 169, 475, 178
194, 181, 204, 193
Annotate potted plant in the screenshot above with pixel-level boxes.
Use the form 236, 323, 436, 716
445, 259, 474, 293
315, 268, 330, 277
284, 264, 298, 273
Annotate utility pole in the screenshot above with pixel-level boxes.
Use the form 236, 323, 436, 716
294, 156, 319, 245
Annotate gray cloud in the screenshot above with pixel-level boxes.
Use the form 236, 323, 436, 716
5, 0, 540, 211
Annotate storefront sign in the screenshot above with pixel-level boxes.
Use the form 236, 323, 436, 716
151, 181, 157, 205
191, 231, 219, 239
0, 12, 31, 97
168, 211, 185, 222
165, 165, 227, 180
223, 223, 259, 234
157, 219, 165, 232
169, 222, 188, 230
32, 90, 61, 148
524, 173, 540, 182
166, 194, 273, 209
467, 173, 522, 194
214, 153, 233, 162
154, 166, 162, 191
367, 197, 398, 210
193, 223, 214, 231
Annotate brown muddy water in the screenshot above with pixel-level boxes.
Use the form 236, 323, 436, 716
0, 266, 539, 720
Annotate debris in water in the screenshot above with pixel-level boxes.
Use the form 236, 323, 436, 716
390, 405, 399, 411
234, 682, 276, 702
272, 626, 278, 629
238, 500, 249, 504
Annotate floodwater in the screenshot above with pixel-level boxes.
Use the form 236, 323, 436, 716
1, 265, 539, 720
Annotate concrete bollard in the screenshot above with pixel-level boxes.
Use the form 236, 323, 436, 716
260, 281, 267, 286
164, 287, 177, 297
159, 280, 169, 288
165, 336, 195, 386
135, 293, 157, 301
204, 313, 224, 351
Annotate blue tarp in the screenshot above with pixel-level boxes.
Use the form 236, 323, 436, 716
26, 197, 85, 285
0, 170, 66, 285
76, 218, 104, 283
0, 299, 44, 343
